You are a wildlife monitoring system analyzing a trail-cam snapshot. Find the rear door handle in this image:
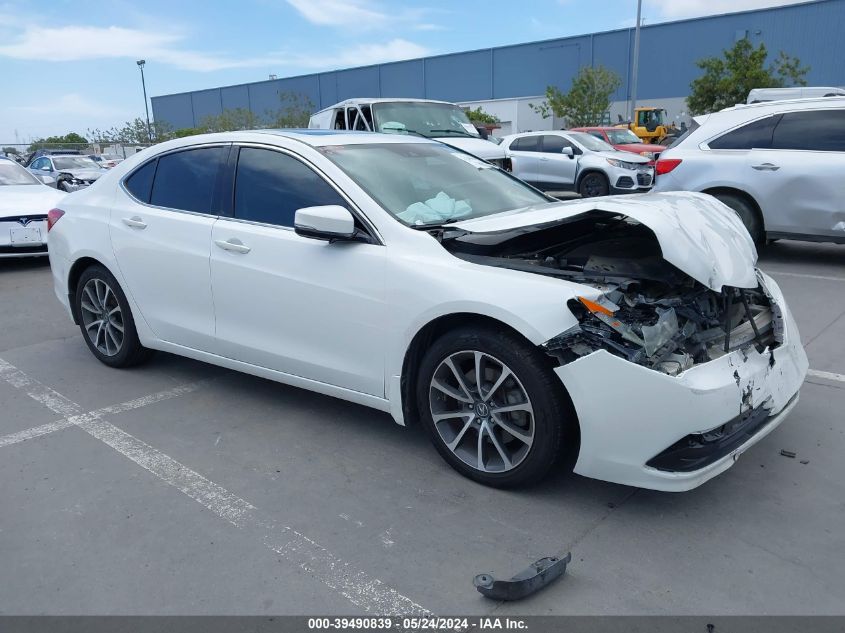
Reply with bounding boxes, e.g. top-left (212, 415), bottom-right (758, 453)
top-left (122, 216), bottom-right (147, 229)
top-left (539, 157), bottom-right (550, 162)
top-left (214, 238), bottom-right (251, 254)
top-left (752, 163), bottom-right (780, 171)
